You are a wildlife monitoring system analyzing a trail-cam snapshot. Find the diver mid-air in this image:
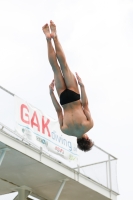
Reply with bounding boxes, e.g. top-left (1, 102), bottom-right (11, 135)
top-left (42, 20), bottom-right (94, 151)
